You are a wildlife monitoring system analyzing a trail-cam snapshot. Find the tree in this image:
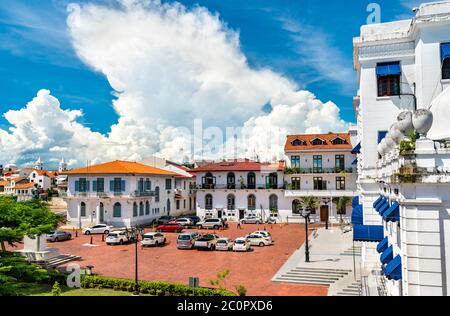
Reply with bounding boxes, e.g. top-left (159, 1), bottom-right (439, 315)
top-left (52, 281), bottom-right (62, 296)
top-left (209, 269), bottom-right (230, 290)
top-left (298, 196), bottom-right (319, 213)
top-left (0, 197), bottom-right (65, 251)
top-left (333, 197), bottom-right (351, 223)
